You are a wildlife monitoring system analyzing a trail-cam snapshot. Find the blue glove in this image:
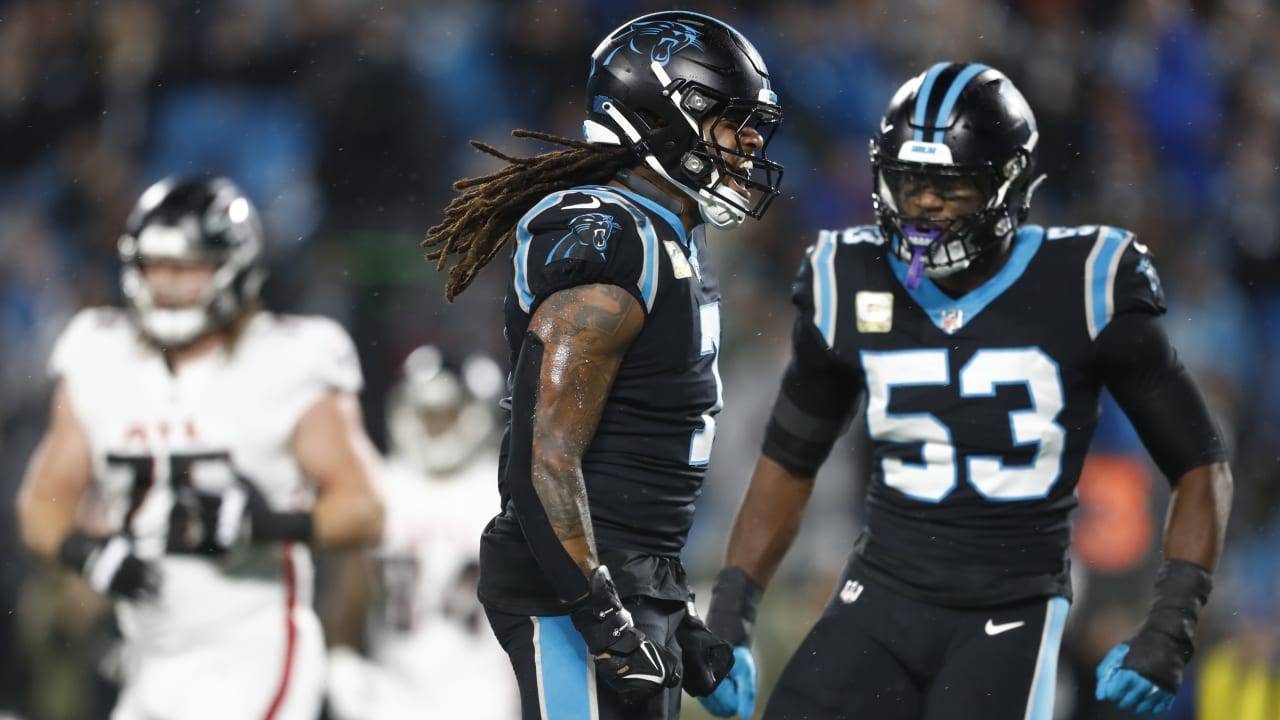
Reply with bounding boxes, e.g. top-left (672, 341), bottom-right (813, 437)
top-left (1096, 561), bottom-right (1212, 715)
top-left (1096, 644), bottom-right (1176, 715)
top-left (698, 646), bottom-right (756, 718)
